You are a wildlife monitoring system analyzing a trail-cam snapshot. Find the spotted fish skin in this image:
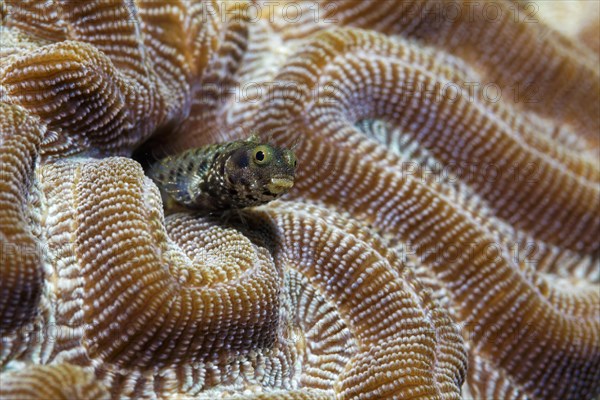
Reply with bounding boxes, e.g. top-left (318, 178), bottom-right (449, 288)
top-left (148, 135), bottom-right (297, 212)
